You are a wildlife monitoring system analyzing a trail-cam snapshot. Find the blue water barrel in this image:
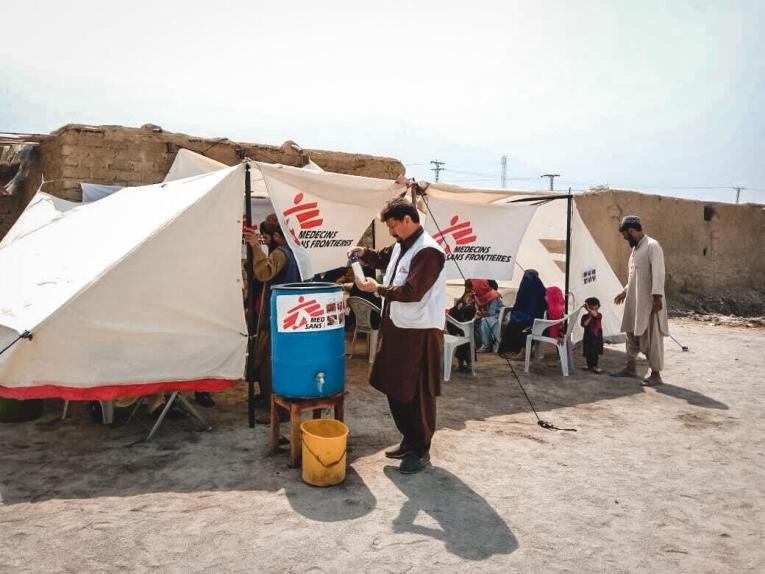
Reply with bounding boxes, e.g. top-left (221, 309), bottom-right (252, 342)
top-left (271, 282), bottom-right (346, 398)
